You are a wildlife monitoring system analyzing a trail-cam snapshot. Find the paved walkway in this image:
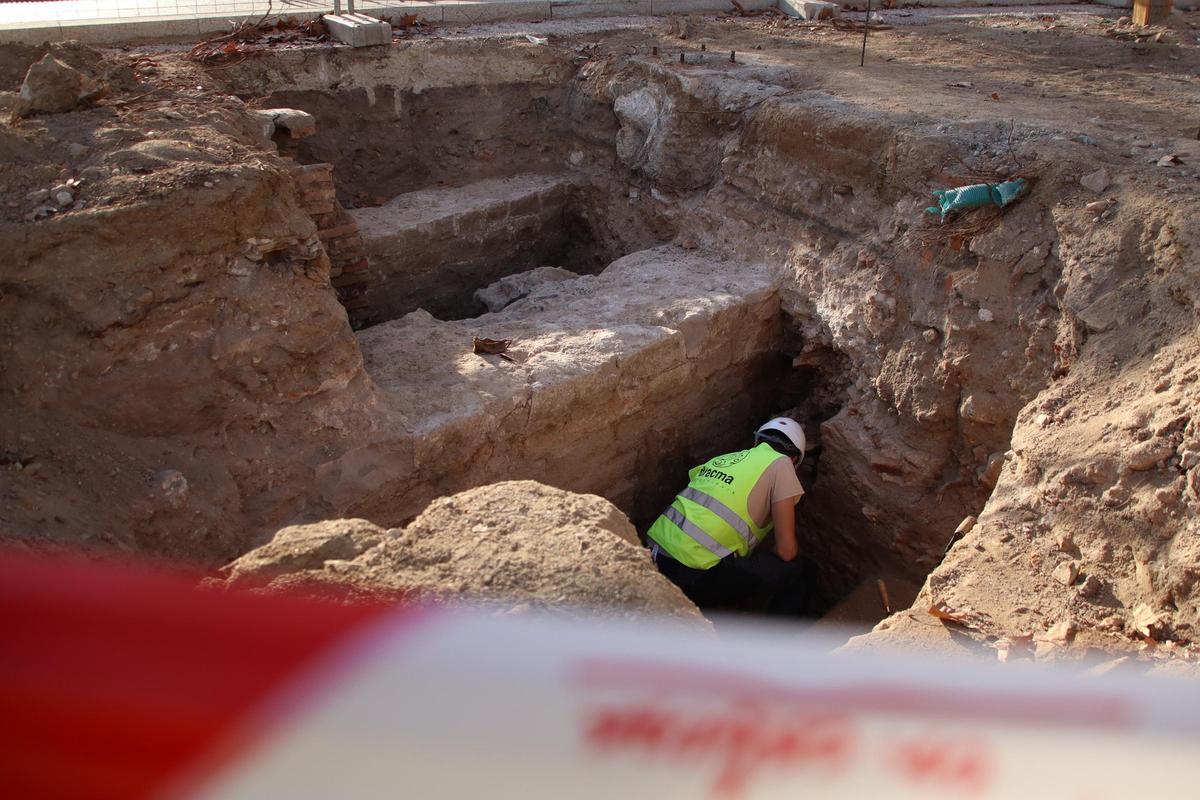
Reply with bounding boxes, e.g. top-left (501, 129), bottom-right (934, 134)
top-left (0, 0), bottom-right (430, 27)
